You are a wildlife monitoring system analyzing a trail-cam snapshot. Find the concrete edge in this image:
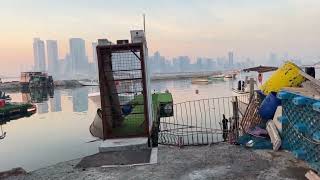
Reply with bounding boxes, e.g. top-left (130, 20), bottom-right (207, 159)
top-left (150, 147), bottom-right (158, 164)
top-left (101, 147), bottom-right (158, 168)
